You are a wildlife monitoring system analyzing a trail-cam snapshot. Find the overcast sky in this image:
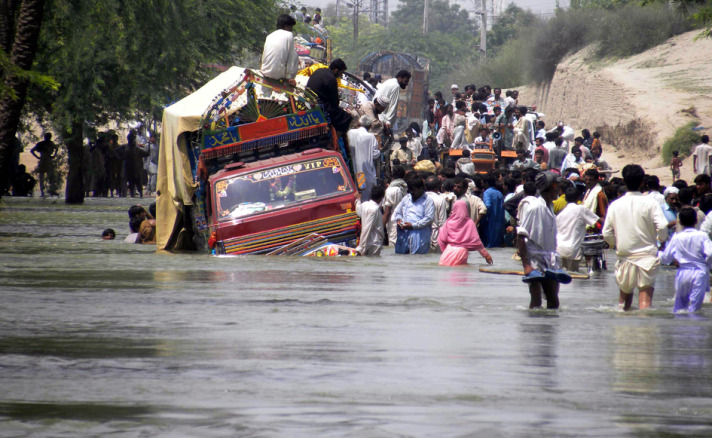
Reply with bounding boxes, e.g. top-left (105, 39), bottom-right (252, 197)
top-left (298, 0), bottom-right (560, 18)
